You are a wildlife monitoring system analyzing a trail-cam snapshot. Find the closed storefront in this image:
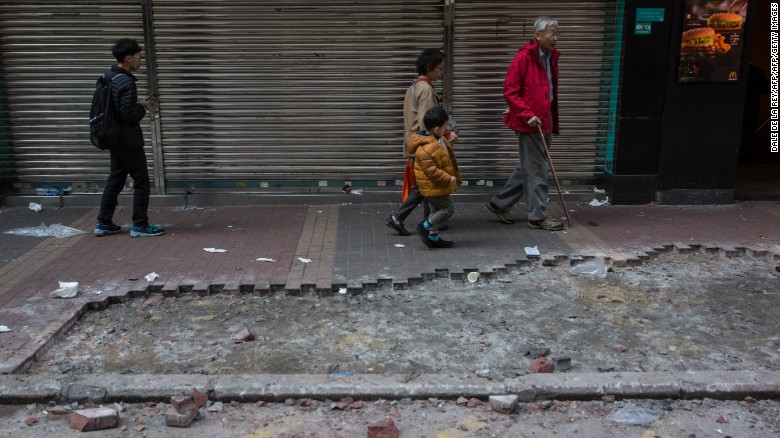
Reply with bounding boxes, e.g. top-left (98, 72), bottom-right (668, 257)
top-left (0, 1), bottom-right (618, 194)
